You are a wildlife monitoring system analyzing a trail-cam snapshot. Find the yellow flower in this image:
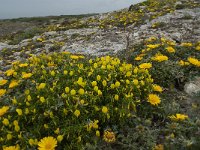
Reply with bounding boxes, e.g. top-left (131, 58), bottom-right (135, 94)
top-left (188, 57), bottom-right (200, 67)
top-left (2, 118), bottom-right (9, 126)
top-left (14, 125), bottom-right (20, 132)
top-left (151, 54), bottom-right (168, 62)
top-left (9, 80), bottom-right (19, 88)
top-left (74, 109), bottom-right (80, 117)
top-left (153, 144), bottom-right (164, 150)
top-left (70, 55), bottom-right (79, 59)
top-left (114, 95), bottom-right (119, 101)
top-left (7, 133), bottom-right (12, 140)
top-left (50, 71), bottom-right (55, 76)
top-left (96, 130), bottom-right (100, 137)
top-left (148, 94), bottom-right (161, 106)
top-left (65, 87), bottom-right (70, 93)
top-left (0, 79), bottom-right (8, 86)
top-left (69, 71), bottom-right (74, 76)
top-left (38, 83), bottom-right (46, 89)
top-left (115, 81), bottom-right (120, 88)
top-left (96, 75), bottom-right (101, 81)
top-left (22, 73), bottom-right (33, 79)
top-left (135, 56), bottom-right (143, 61)
top-left (0, 106), bottom-right (9, 117)
top-left (29, 139), bottom-right (38, 146)
top-left (3, 145), bottom-right (19, 150)
top-left (16, 109), bottom-right (22, 116)
top-left (153, 84), bottom-right (163, 92)
top-left (166, 46), bottom-right (175, 53)
top-left (78, 88), bottom-right (84, 95)
top-left (181, 42), bottom-right (193, 47)
top-left (5, 69), bottom-right (15, 76)
top-left (139, 63), bottom-right (152, 69)
top-left (196, 45), bottom-right (200, 51)
top-left (169, 113), bottom-right (188, 121)
top-left (63, 70), bottom-right (68, 75)
top-left (0, 89), bottom-right (6, 97)
top-left (133, 79), bottom-right (139, 85)
top-left (102, 80), bottom-right (107, 87)
top-left (91, 81), bottom-right (97, 87)
top-left (40, 97), bottom-right (45, 103)
top-left (38, 136), bottom-right (57, 150)
top-left (147, 44), bottom-right (160, 49)
top-left (102, 106), bottom-right (108, 113)
top-left (70, 89), bottom-right (76, 95)
top-left (57, 135), bottom-right (64, 142)
top-left (19, 63), bottom-right (28, 67)
top-left (103, 130), bottom-right (116, 143)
